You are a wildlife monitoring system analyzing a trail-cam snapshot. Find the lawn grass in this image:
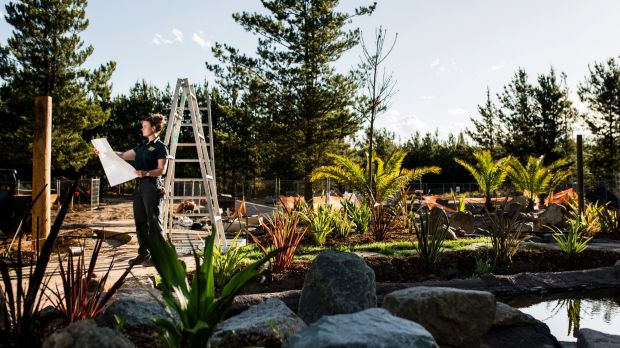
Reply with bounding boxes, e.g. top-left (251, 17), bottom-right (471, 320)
top-left (237, 237), bottom-right (491, 263)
